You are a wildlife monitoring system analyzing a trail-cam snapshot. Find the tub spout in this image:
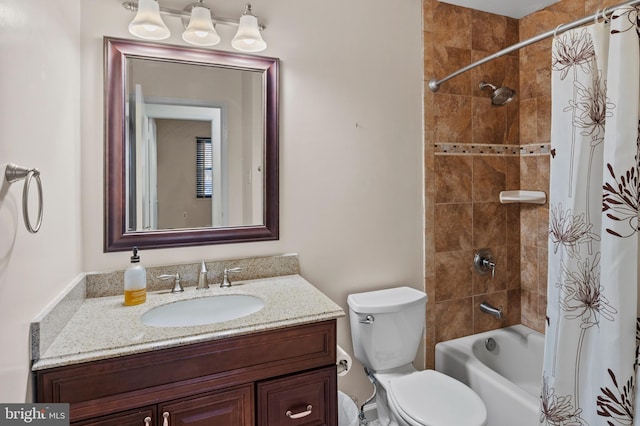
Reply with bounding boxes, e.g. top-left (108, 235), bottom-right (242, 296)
top-left (480, 302), bottom-right (503, 320)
